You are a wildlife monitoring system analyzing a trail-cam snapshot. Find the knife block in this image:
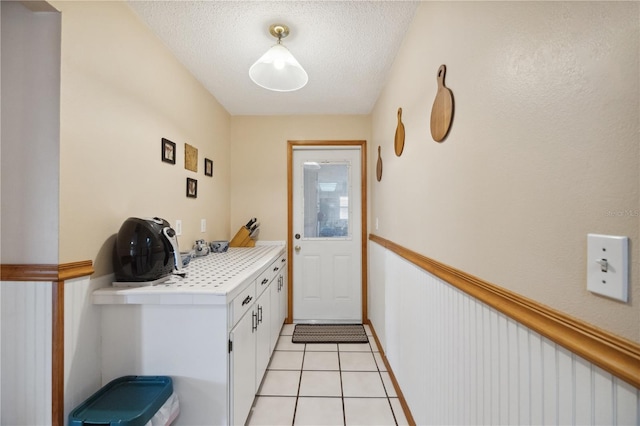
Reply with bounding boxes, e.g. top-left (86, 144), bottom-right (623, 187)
top-left (229, 227), bottom-right (252, 247)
